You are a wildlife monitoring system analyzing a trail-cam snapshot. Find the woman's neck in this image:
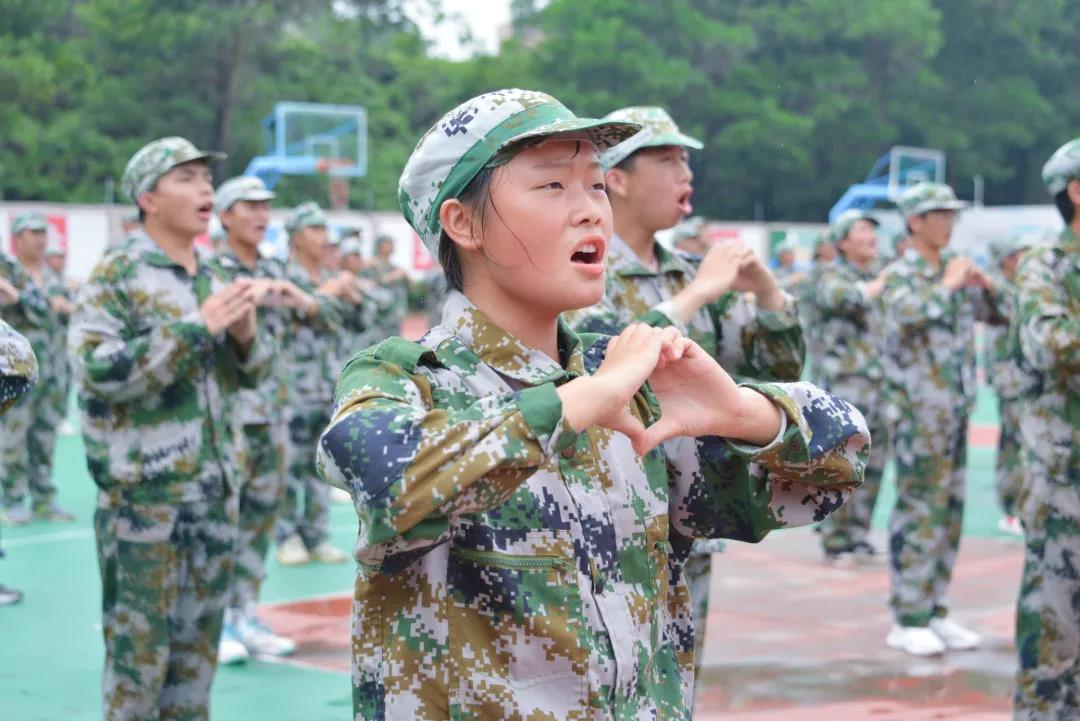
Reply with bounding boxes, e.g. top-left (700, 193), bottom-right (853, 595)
top-left (465, 280), bottom-right (561, 364)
